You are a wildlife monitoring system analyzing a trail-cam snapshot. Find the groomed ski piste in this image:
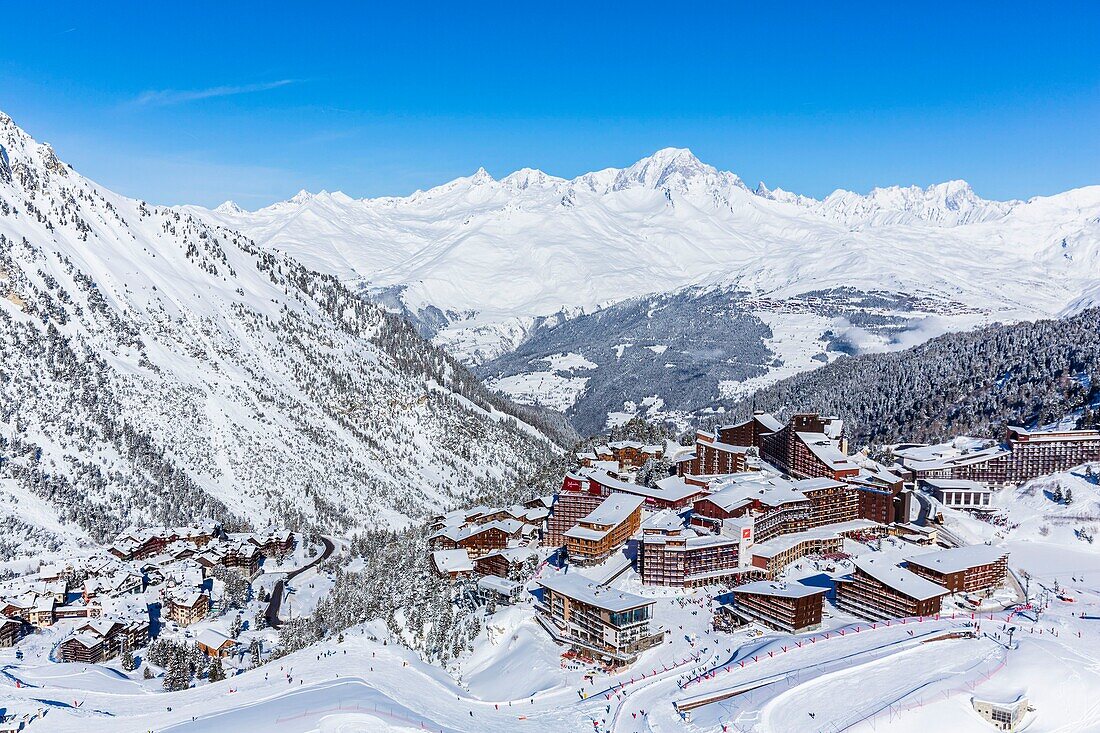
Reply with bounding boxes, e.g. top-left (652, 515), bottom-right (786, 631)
top-left (4, 467), bottom-right (1100, 732)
